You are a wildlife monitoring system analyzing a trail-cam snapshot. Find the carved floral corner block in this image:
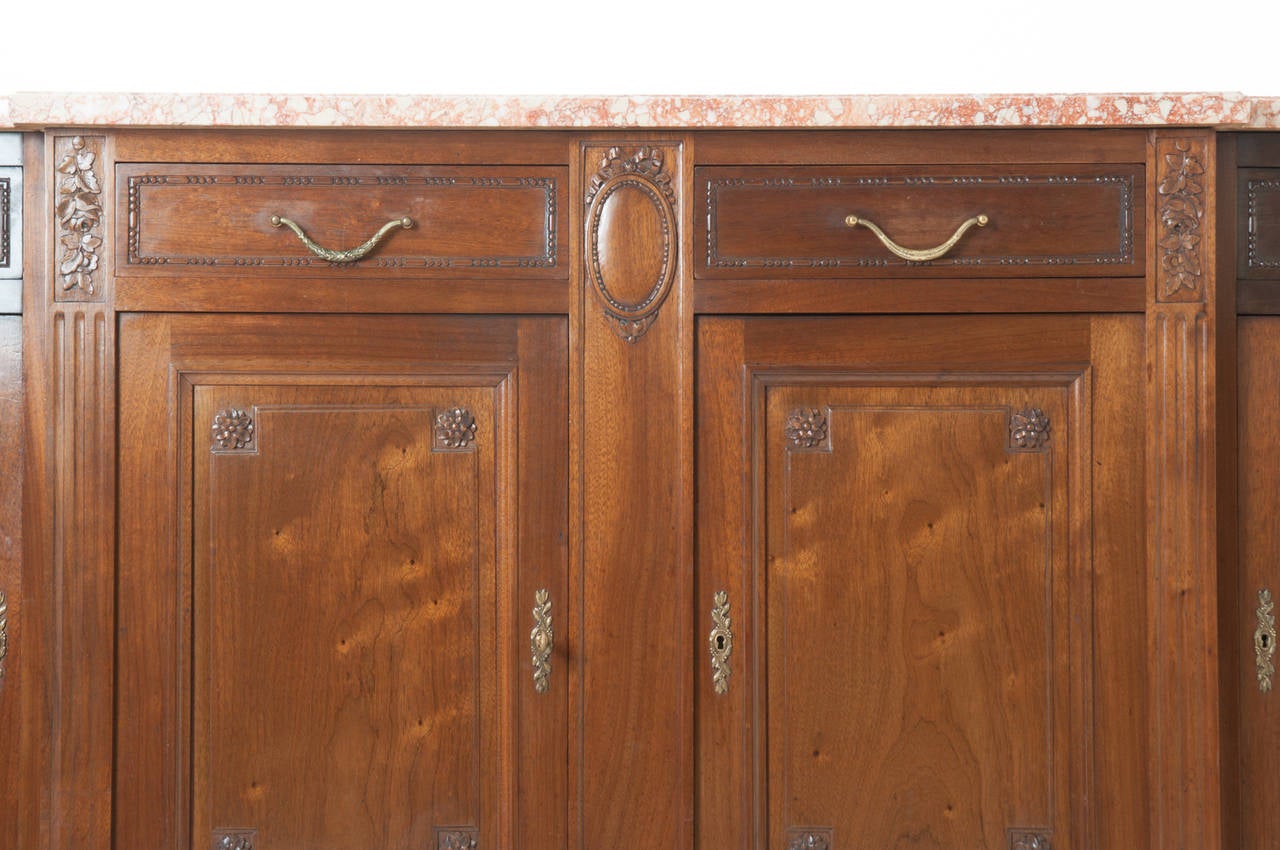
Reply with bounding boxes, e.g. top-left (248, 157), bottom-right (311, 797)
top-left (1156, 137), bottom-right (1207, 302)
top-left (1008, 828), bottom-right (1052, 850)
top-left (1009, 407), bottom-right (1051, 451)
top-left (786, 826), bottom-right (833, 850)
top-left (434, 406), bottom-right (478, 451)
top-left (437, 827), bottom-right (479, 850)
top-left (584, 144), bottom-right (679, 343)
top-left (55, 135), bottom-right (106, 300)
top-left (785, 407), bottom-right (830, 451)
top-left (211, 407), bottom-right (256, 452)
top-left (212, 828), bottom-right (256, 850)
